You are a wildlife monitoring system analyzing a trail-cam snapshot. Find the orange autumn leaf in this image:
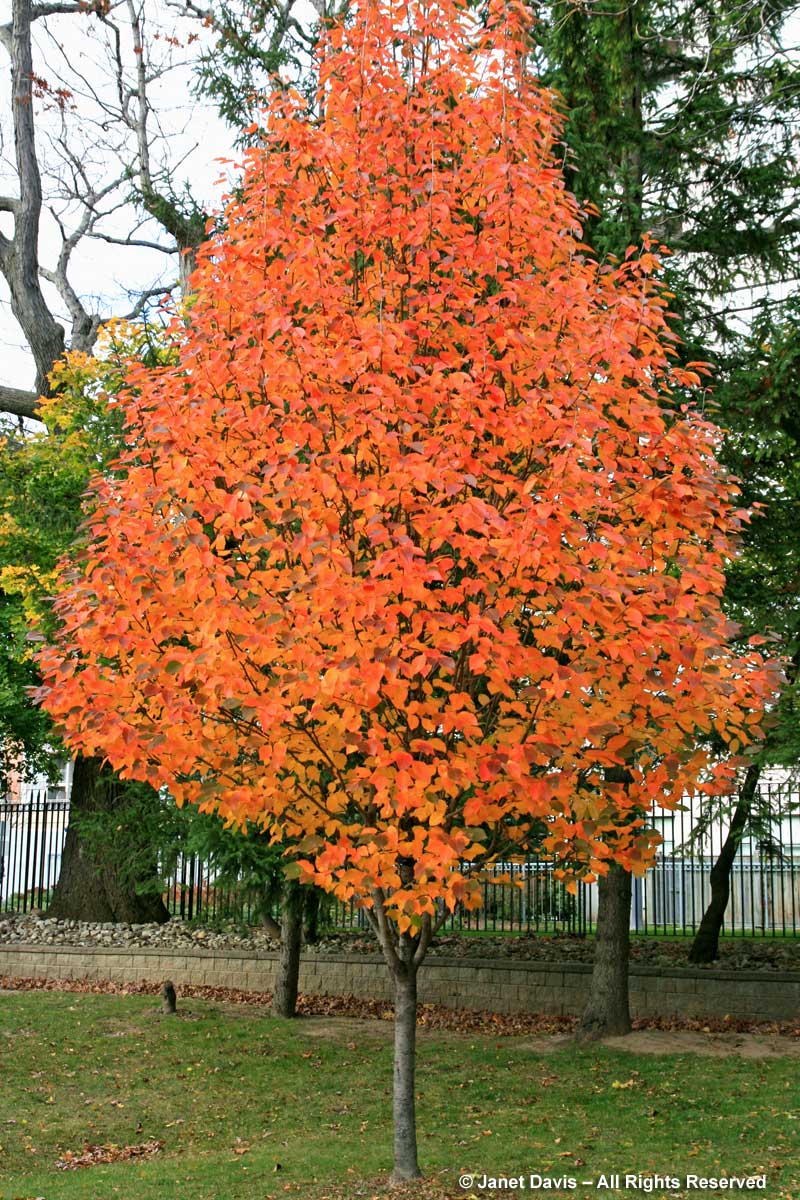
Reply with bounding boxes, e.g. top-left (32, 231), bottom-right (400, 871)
top-left (37, 0), bottom-right (780, 927)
